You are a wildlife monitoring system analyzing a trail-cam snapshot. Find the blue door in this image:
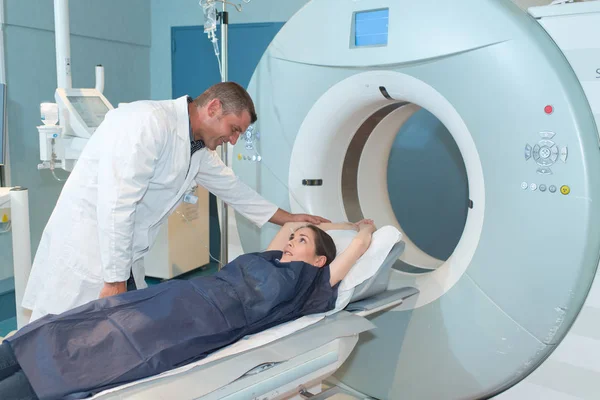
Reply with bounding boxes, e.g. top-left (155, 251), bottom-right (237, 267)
top-left (171, 22), bottom-right (284, 263)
